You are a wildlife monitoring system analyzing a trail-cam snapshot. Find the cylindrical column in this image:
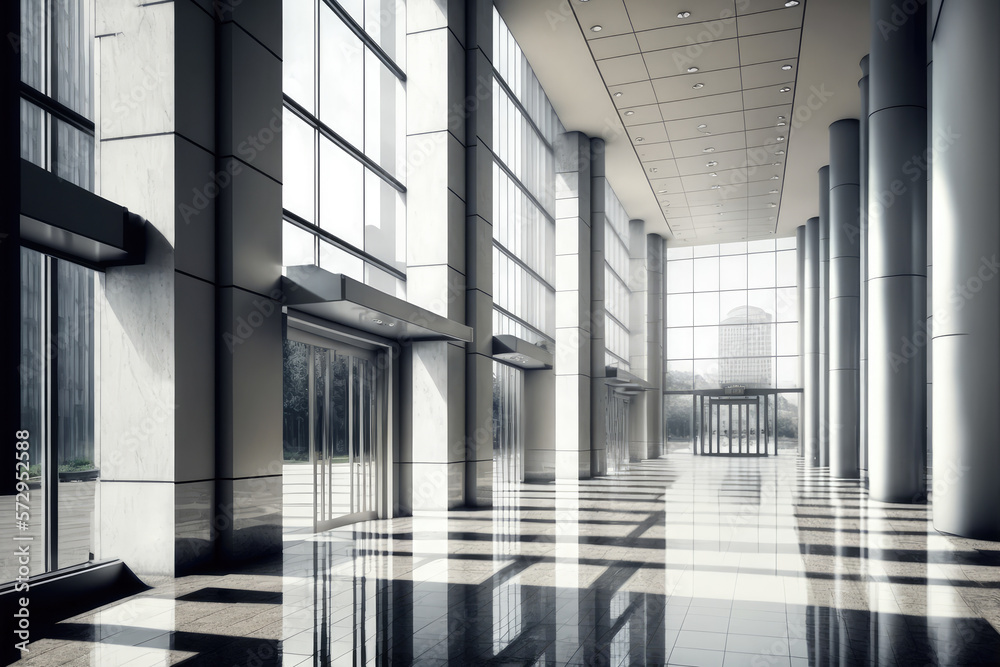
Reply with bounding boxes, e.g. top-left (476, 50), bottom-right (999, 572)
top-left (868, 0), bottom-right (927, 503)
top-left (803, 218), bottom-right (821, 466)
top-left (796, 225), bottom-right (806, 458)
top-left (858, 56), bottom-right (870, 472)
top-left (829, 120), bottom-right (861, 479)
top-left (818, 167), bottom-right (831, 468)
top-left (931, 0), bottom-right (1000, 538)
